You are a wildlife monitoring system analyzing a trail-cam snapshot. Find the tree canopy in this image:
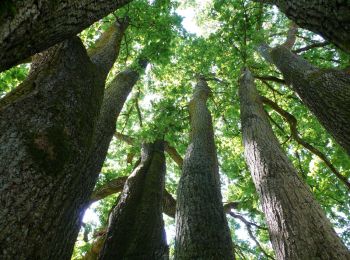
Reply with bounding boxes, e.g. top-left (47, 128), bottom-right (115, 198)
top-left (0, 0), bottom-right (349, 259)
